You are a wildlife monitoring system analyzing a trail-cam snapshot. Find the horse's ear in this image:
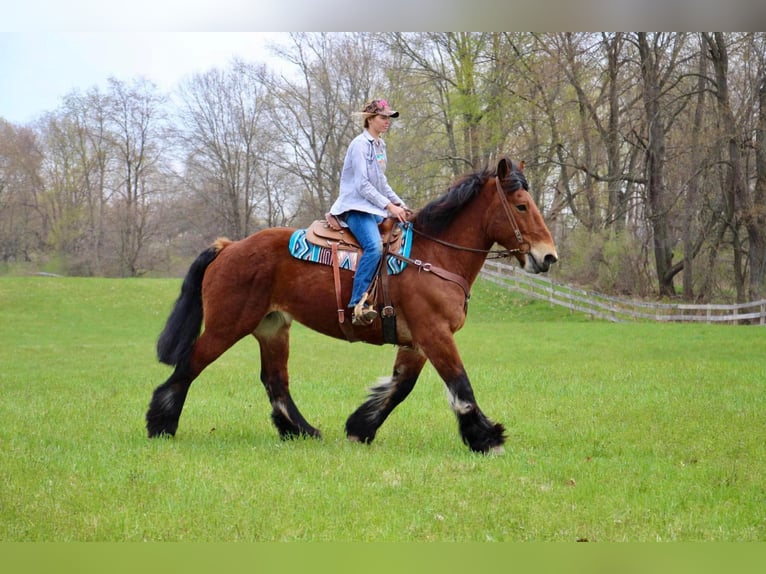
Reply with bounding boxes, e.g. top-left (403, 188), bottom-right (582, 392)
top-left (497, 156), bottom-right (524, 178)
top-left (497, 156), bottom-right (511, 179)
